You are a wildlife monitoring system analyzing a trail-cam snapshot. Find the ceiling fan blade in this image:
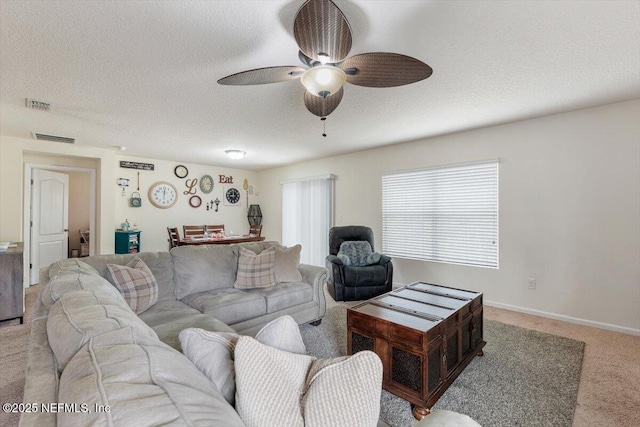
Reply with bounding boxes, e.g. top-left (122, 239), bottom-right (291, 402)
top-left (294, 0), bottom-right (352, 63)
top-left (341, 53), bottom-right (433, 88)
top-left (217, 66), bottom-right (306, 85)
top-left (304, 87), bottom-right (344, 117)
